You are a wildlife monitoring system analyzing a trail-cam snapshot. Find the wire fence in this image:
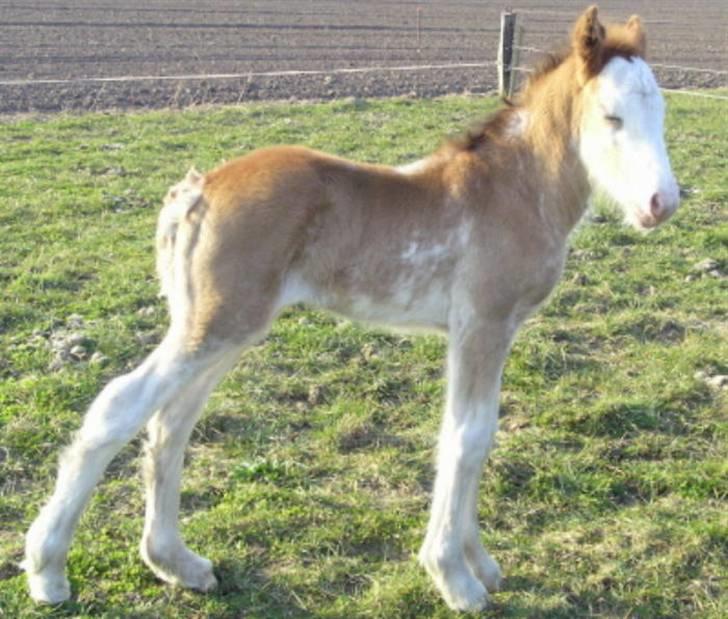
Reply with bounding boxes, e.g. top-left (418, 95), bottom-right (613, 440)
top-left (502, 5), bottom-right (726, 100)
top-left (512, 44), bottom-right (728, 77)
top-left (508, 44), bottom-right (728, 100)
top-left (0, 63), bottom-right (499, 87)
top-left (0, 2), bottom-right (725, 113)
top-left (3, 59), bottom-right (723, 97)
